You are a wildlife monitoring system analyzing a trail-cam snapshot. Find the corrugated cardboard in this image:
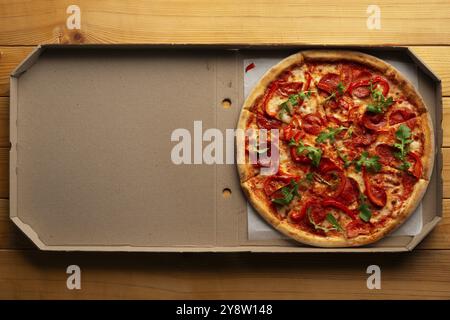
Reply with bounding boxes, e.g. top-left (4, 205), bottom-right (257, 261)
top-left (9, 45), bottom-right (442, 252)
